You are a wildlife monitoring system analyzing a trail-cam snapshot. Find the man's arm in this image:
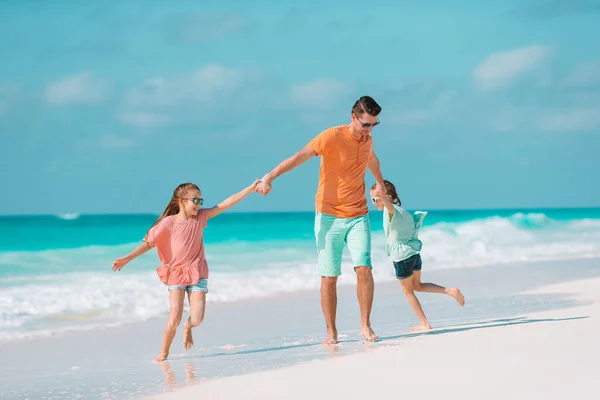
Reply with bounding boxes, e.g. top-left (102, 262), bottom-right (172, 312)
top-left (257, 145), bottom-right (316, 195)
top-left (368, 152), bottom-right (385, 187)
